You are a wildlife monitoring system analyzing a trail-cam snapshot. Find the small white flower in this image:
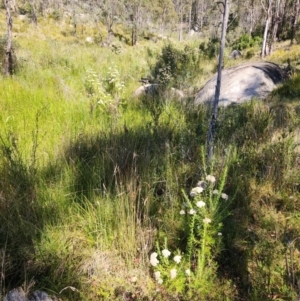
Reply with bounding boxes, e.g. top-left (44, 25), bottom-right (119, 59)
top-left (173, 255), bottom-right (182, 264)
top-left (130, 276), bottom-right (137, 283)
top-left (151, 252), bottom-right (158, 258)
top-left (150, 258), bottom-right (159, 266)
top-left (189, 209), bottom-right (196, 215)
top-left (206, 175), bottom-right (216, 183)
top-left (221, 193), bottom-right (228, 200)
top-left (203, 217), bottom-right (212, 224)
top-left (170, 268), bottom-right (177, 279)
top-left (154, 271), bottom-right (161, 280)
top-left (150, 252), bottom-right (159, 267)
top-left (157, 278), bottom-right (163, 284)
top-left (185, 269), bottom-right (191, 276)
top-left (196, 200), bottom-right (206, 208)
top-left (162, 249), bottom-right (171, 258)
top-left (190, 186), bottom-right (203, 197)
top-left (218, 232), bottom-right (222, 236)
top-left (179, 209), bottom-right (185, 215)
top-left (212, 189), bottom-right (219, 195)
